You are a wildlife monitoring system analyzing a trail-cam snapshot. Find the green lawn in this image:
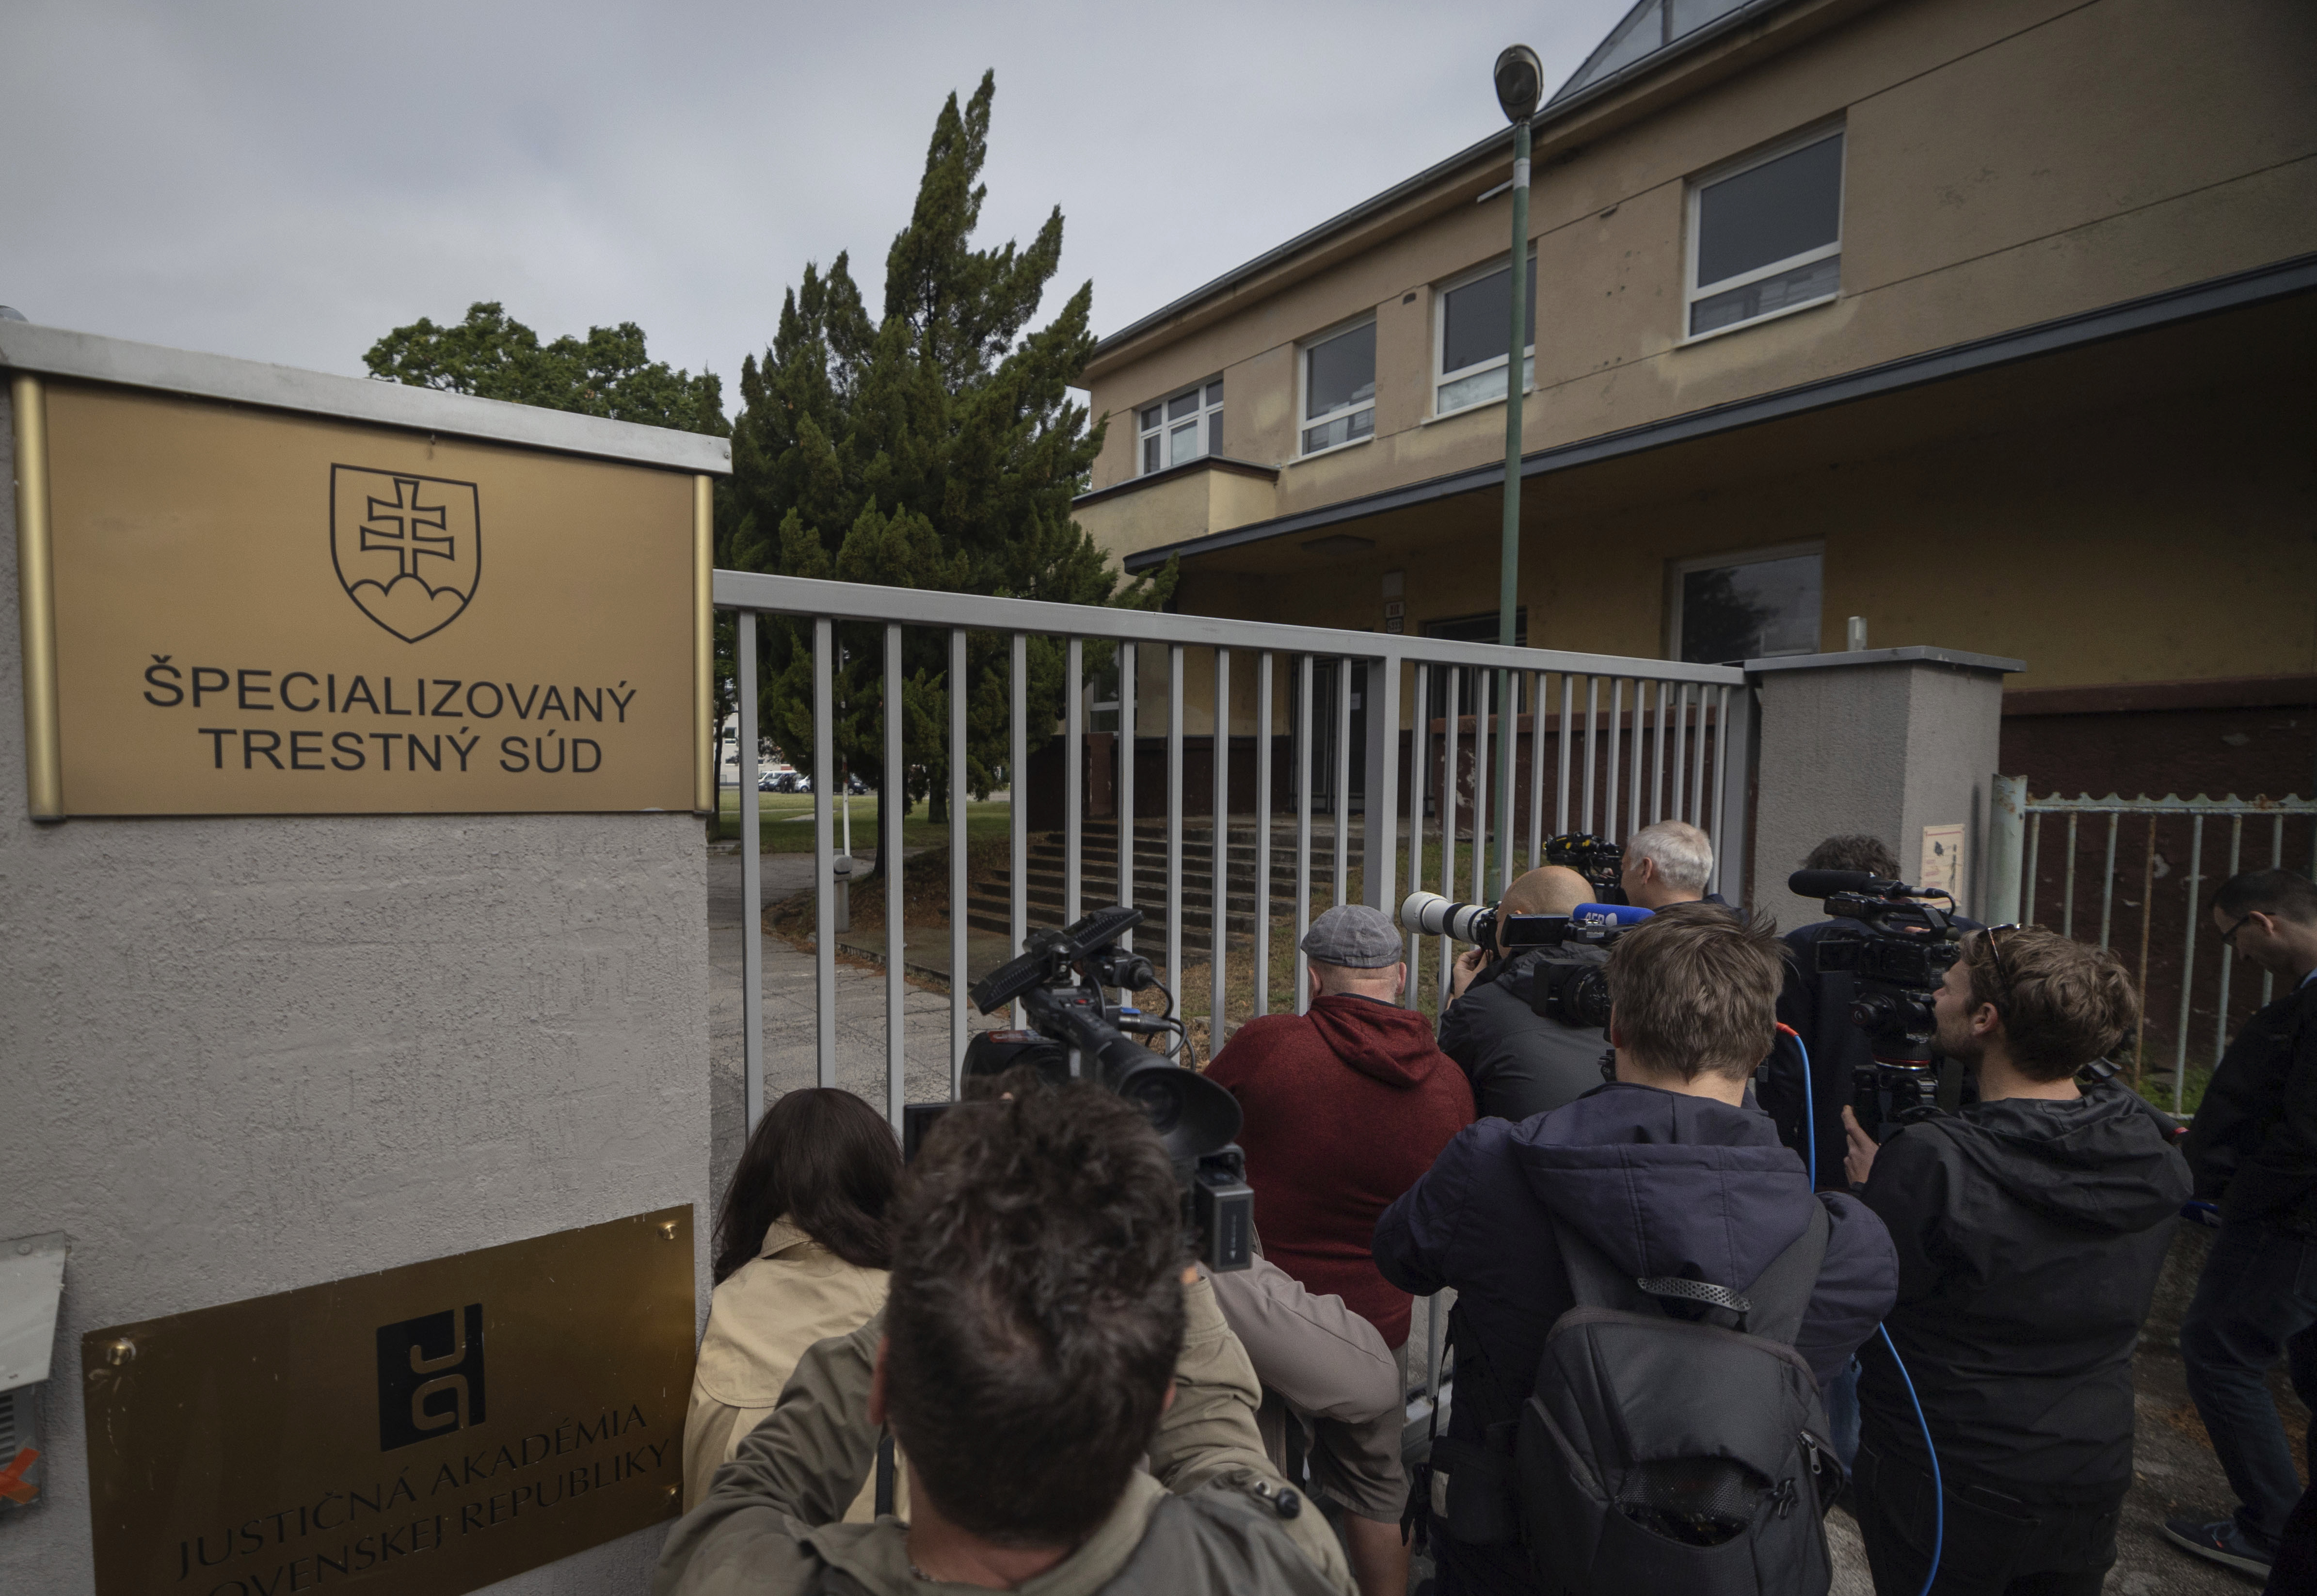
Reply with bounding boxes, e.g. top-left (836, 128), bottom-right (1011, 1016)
top-left (714, 789), bottom-right (1013, 853)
